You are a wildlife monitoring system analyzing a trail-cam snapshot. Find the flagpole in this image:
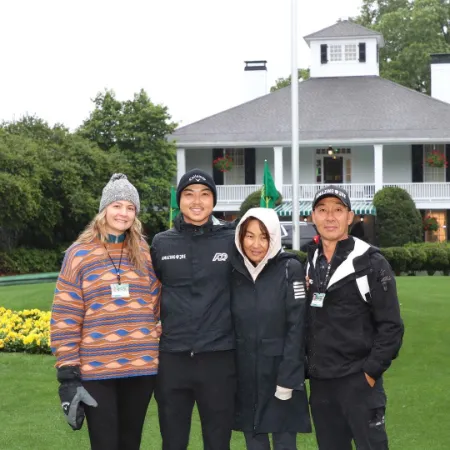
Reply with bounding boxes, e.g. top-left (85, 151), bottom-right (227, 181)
top-left (291, 0), bottom-right (300, 250)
